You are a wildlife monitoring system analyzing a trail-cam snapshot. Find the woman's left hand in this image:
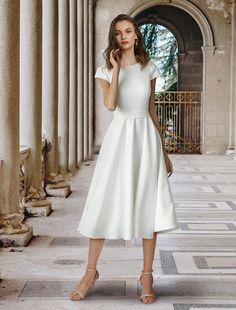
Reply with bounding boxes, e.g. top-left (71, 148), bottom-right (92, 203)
top-left (164, 152), bottom-right (173, 177)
